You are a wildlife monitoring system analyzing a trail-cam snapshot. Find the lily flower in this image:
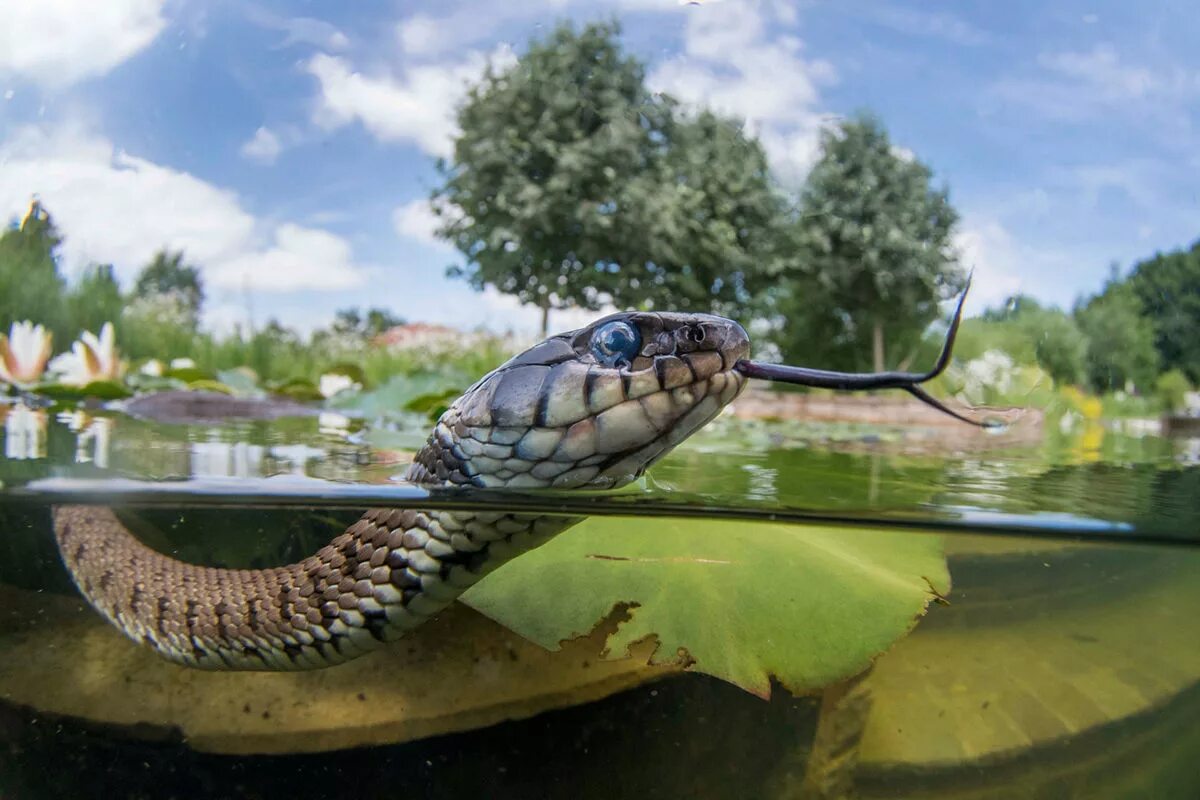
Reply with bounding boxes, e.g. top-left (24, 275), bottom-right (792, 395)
top-left (0, 321), bottom-right (53, 387)
top-left (49, 322), bottom-right (124, 386)
top-left (319, 372), bottom-right (360, 399)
